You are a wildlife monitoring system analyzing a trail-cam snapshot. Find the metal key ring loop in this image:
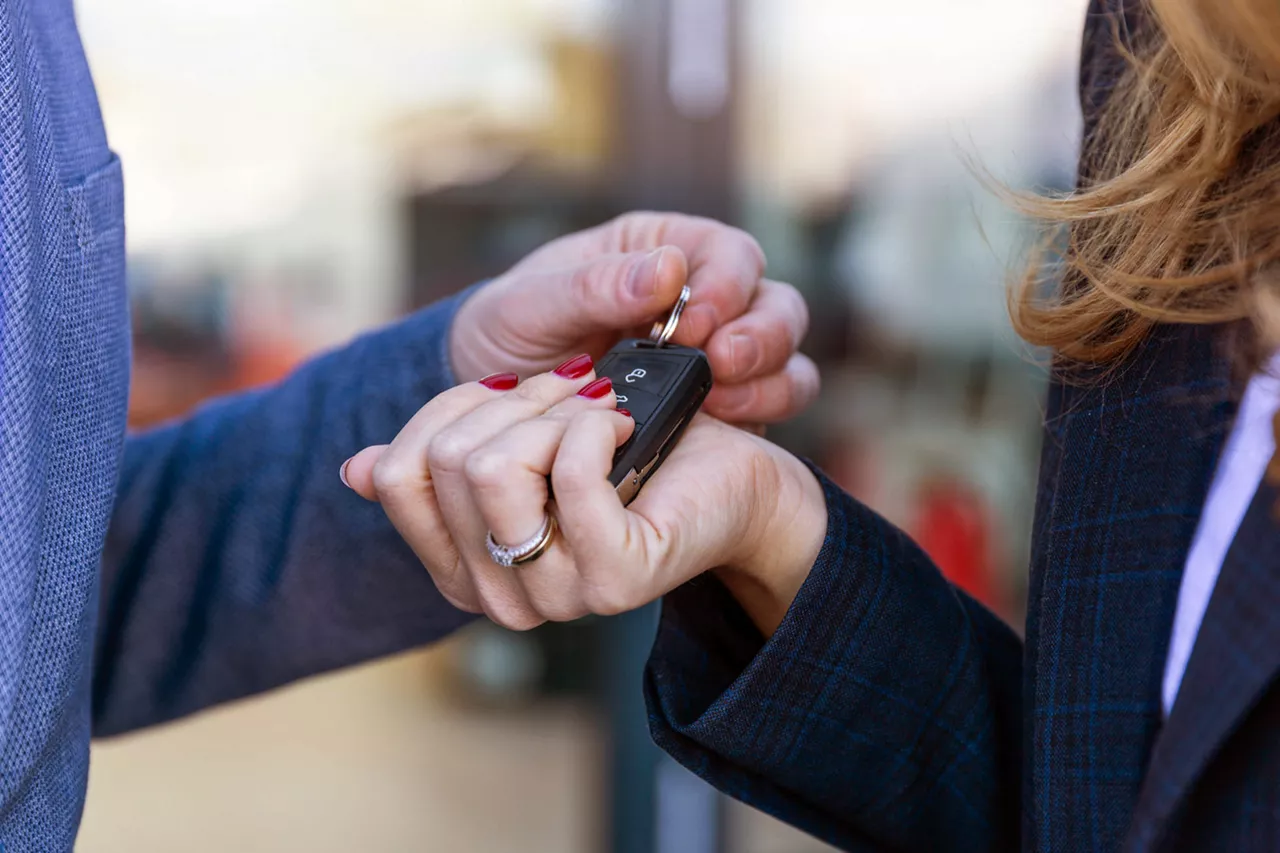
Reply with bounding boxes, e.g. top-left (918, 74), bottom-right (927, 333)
top-left (649, 285), bottom-right (691, 348)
